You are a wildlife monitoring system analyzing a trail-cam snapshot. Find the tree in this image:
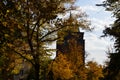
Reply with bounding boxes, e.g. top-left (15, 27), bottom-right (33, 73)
top-left (103, 53), bottom-right (120, 80)
top-left (0, 48), bottom-right (23, 80)
top-left (86, 61), bottom-right (104, 80)
top-left (0, 0), bottom-right (91, 80)
top-left (101, 0), bottom-right (120, 53)
top-left (0, 0), bottom-right (74, 80)
top-left (50, 53), bottom-right (73, 80)
top-left (0, 22), bottom-right (23, 80)
top-left (97, 0), bottom-right (120, 80)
